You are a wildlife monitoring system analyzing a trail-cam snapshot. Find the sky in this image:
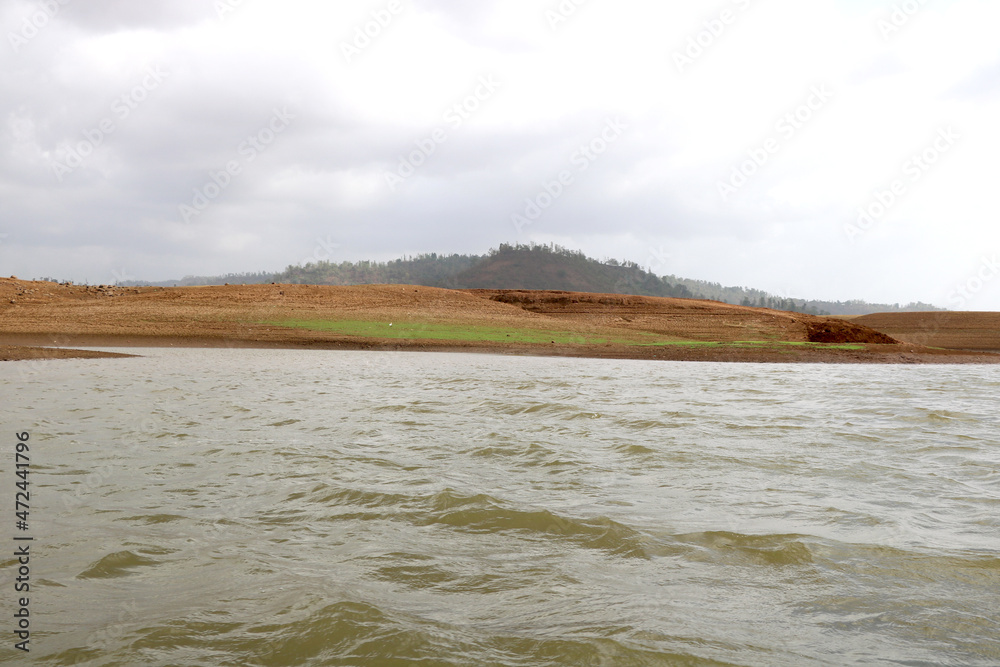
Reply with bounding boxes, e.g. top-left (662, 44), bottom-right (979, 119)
top-left (1, 0), bottom-right (999, 309)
